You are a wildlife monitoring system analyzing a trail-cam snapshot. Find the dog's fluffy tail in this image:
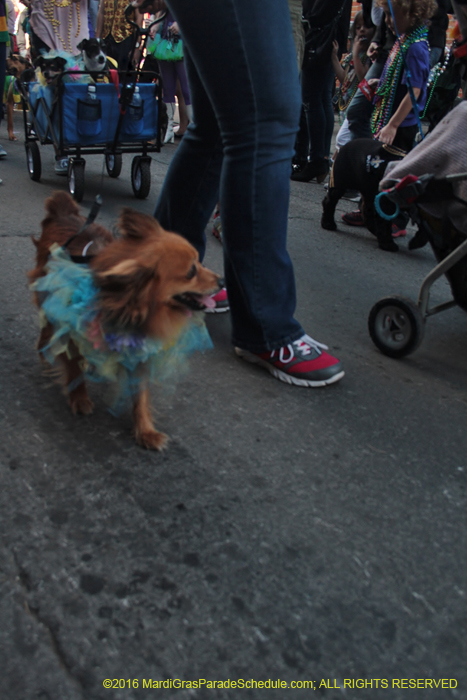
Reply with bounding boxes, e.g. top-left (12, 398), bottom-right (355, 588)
top-left (44, 191), bottom-right (80, 219)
